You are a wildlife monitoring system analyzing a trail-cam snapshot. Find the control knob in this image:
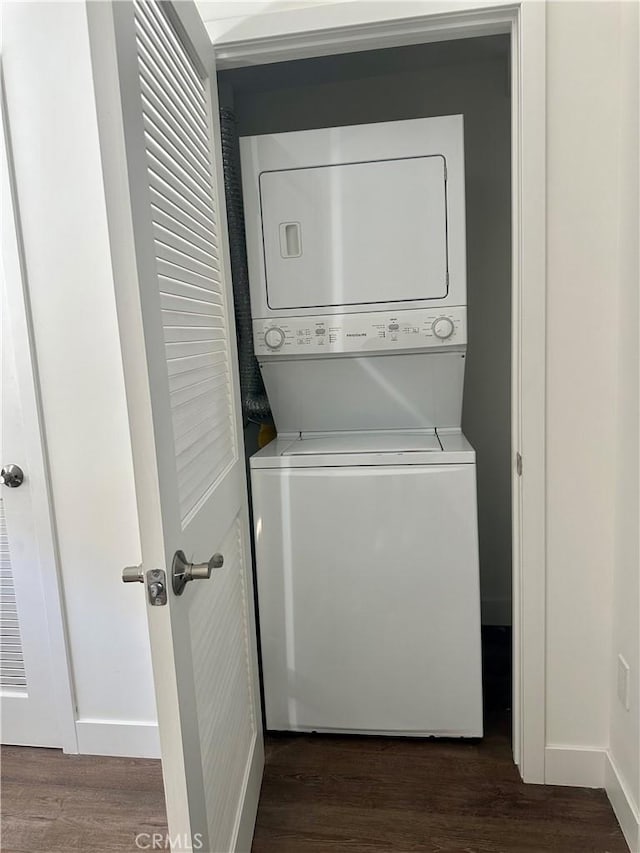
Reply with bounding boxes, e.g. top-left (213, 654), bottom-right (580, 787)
top-left (432, 317), bottom-right (455, 340)
top-left (264, 327), bottom-right (285, 350)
